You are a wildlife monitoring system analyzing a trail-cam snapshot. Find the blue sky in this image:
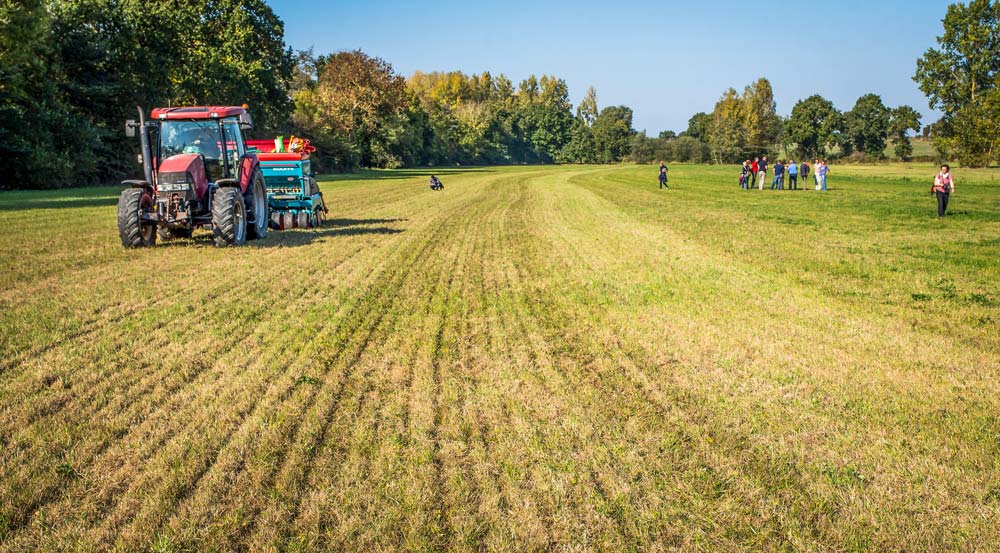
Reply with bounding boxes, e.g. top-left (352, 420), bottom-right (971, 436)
top-left (270, 0), bottom-right (949, 134)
